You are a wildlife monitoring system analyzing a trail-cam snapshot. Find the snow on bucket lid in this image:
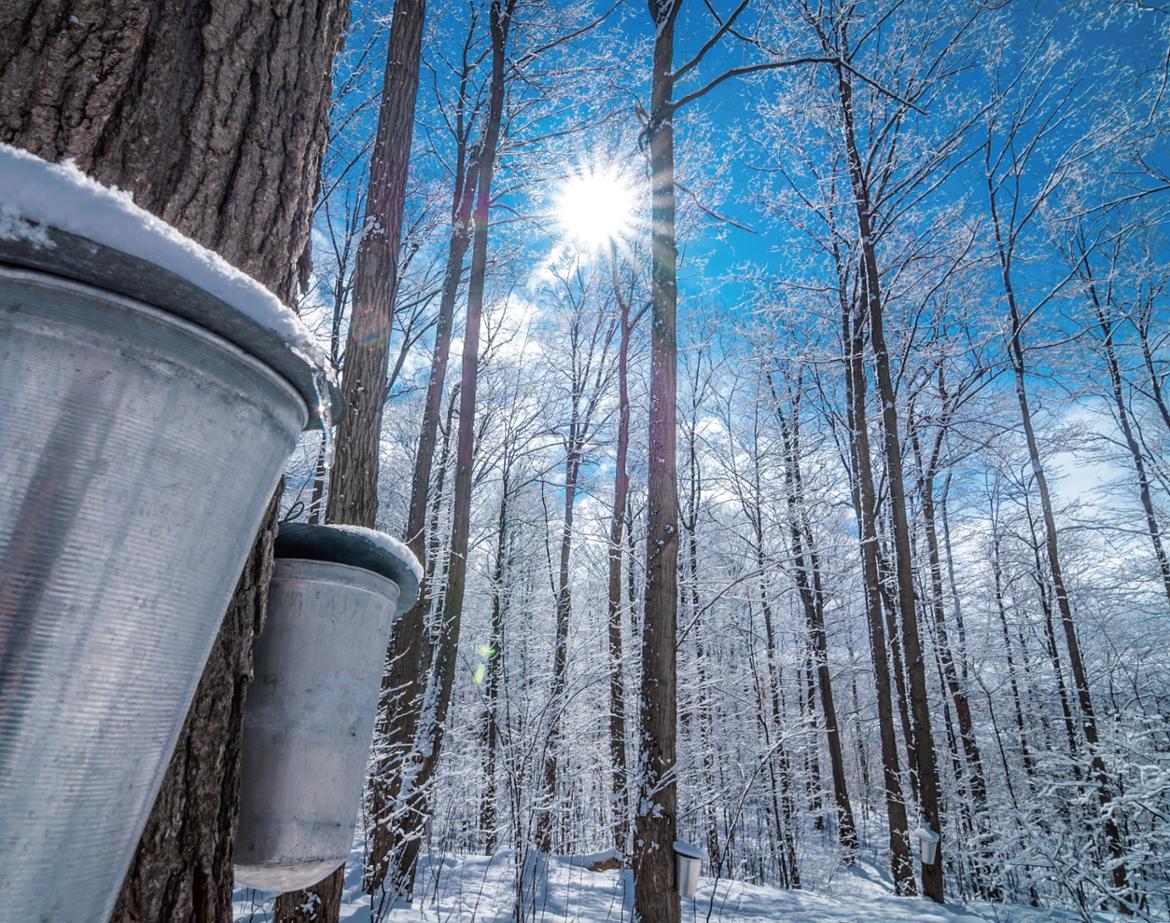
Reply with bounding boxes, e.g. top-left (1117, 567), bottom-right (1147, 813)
top-left (0, 144), bottom-right (343, 428)
top-left (275, 523), bottom-right (421, 615)
top-left (673, 841), bottom-right (706, 861)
